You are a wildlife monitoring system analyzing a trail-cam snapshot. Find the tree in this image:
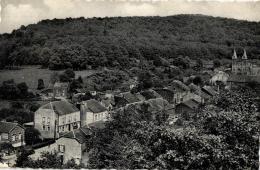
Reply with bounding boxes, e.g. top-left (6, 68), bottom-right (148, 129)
top-left (17, 82), bottom-right (28, 95)
top-left (78, 76), bottom-right (83, 84)
top-left (213, 59), bottom-right (221, 68)
top-left (15, 147), bottom-right (34, 167)
top-left (11, 101), bottom-right (24, 109)
top-left (37, 79), bottom-right (45, 90)
top-left (25, 128), bottom-right (41, 145)
top-left (195, 59), bottom-right (203, 70)
top-left (86, 85), bottom-right (259, 169)
top-left (172, 56), bottom-right (190, 69)
top-left (64, 68), bottom-right (75, 79)
top-left (138, 70), bottom-right (153, 90)
top-left (50, 72), bottom-right (59, 84)
top-left (0, 79), bottom-right (20, 99)
top-left (0, 142), bottom-right (14, 155)
top-left (59, 73), bottom-right (70, 82)
top-left (15, 151), bottom-right (82, 168)
top-left (193, 76), bottom-right (203, 85)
